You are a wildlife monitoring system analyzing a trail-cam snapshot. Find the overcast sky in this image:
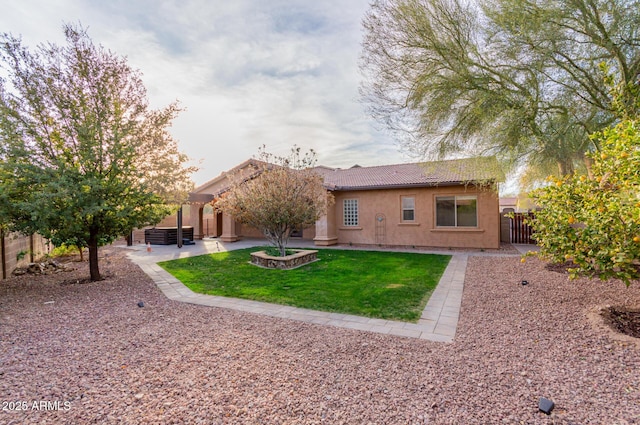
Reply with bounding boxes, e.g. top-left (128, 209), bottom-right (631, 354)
top-left (0, 0), bottom-right (413, 186)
